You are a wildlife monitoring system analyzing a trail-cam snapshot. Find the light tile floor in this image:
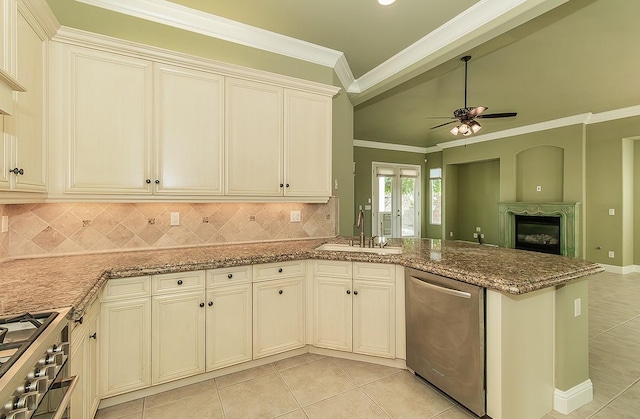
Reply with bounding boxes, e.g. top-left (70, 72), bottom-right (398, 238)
top-left (96, 271), bottom-right (640, 419)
